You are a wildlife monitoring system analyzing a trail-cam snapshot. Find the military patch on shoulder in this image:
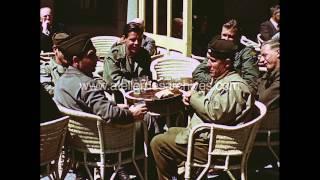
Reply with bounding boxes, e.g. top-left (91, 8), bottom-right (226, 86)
top-left (249, 50), bottom-right (257, 57)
